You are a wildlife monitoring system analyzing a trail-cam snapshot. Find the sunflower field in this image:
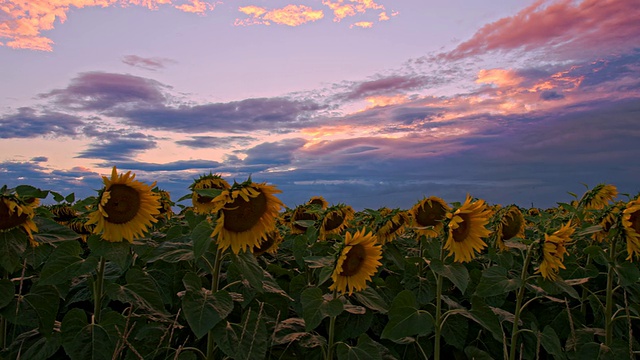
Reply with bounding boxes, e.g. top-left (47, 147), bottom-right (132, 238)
top-left (1, 167), bottom-right (639, 360)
